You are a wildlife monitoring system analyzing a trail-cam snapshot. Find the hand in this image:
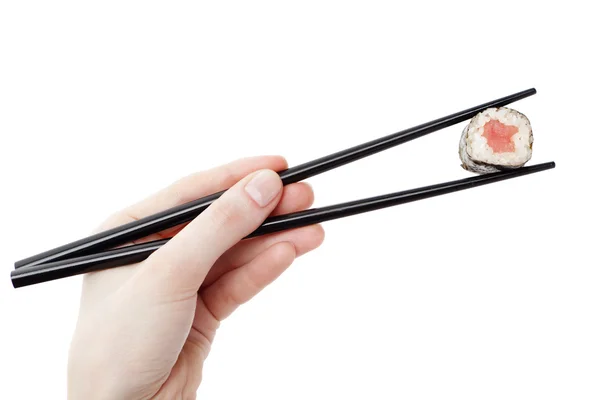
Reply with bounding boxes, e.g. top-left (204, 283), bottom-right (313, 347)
top-left (67, 156), bottom-right (324, 399)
